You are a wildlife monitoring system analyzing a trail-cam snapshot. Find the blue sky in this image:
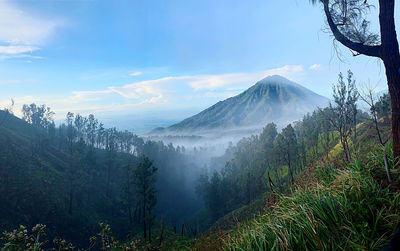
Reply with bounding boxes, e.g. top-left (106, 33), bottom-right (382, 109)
top-left (0, 0), bottom-right (397, 132)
